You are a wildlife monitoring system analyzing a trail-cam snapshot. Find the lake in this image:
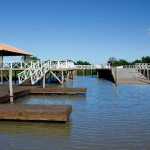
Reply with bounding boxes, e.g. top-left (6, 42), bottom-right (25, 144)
top-left (0, 76), bottom-right (150, 150)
